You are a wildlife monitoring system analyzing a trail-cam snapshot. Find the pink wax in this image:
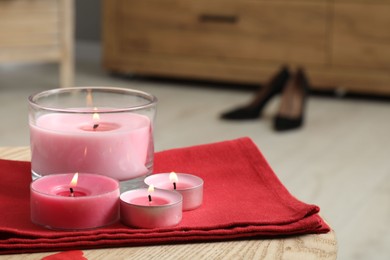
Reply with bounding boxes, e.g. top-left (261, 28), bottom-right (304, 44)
top-left (120, 188), bottom-right (182, 229)
top-left (144, 173), bottom-right (204, 211)
top-left (30, 112), bottom-right (152, 181)
top-left (30, 173), bottom-right (120, 230)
